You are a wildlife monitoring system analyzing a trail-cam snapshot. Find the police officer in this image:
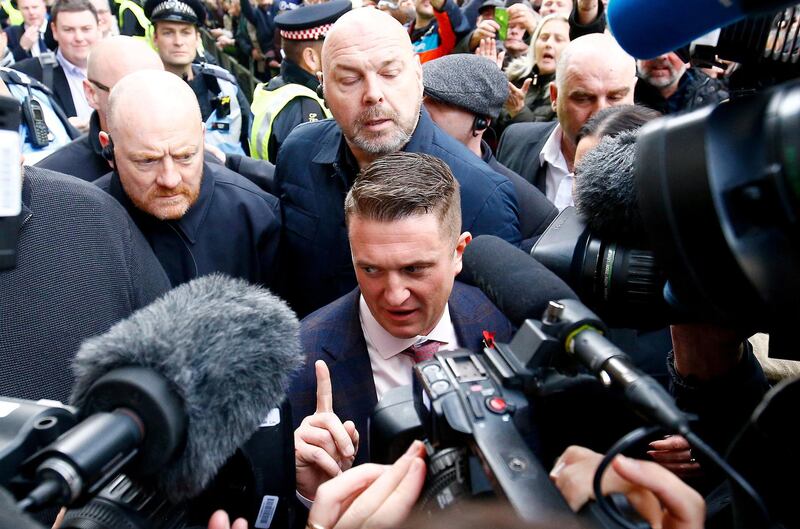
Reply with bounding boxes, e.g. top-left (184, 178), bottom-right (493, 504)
top-left (249, 0), bottom-right (348, 162)
top-left (1, 66), bottom-right (78, 163)
top-left (1, 0), bottom-right (23, 28)
top-left (118, 0), bottom-right (151, 39)
top-left (146, 0), bottom-right (251, 155)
